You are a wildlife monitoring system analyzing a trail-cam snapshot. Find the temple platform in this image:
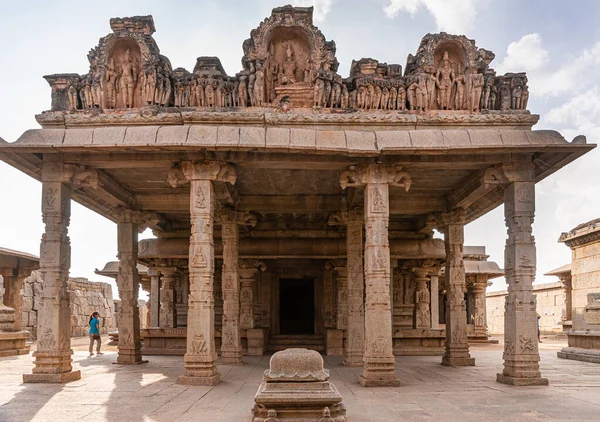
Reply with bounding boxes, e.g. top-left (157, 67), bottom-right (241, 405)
top-left (1, 336), bottom-right (599, 421)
